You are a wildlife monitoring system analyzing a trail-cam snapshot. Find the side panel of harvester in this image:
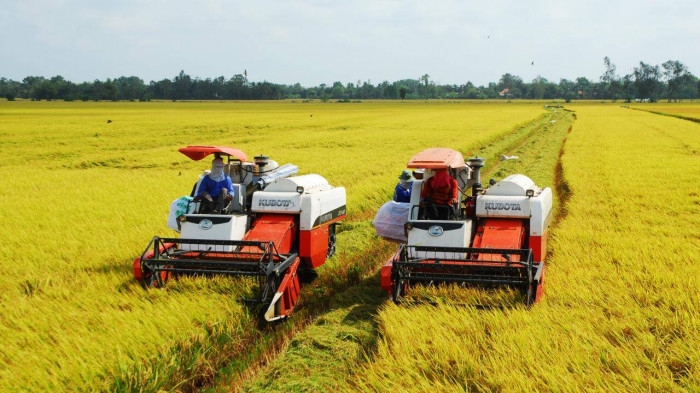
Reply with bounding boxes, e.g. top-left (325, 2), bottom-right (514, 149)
top-left (250, 175), bottom-right (346, 320)
top-left (475, 174), bottom-right (552, 263)
top-left (528, 188), bottom-right (552, 262)
top-left (298, 188), bottom-right (346, 267)
top-left (252, 174), bottom-right (346, 269)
